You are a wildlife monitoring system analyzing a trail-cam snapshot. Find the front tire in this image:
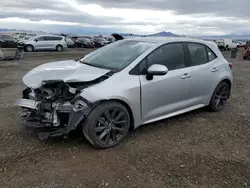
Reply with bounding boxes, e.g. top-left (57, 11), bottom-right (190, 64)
top-left (56, 45), bottom-right (63, 52)
top-left (25, 45), bottom-right (34, 52)
top-left (209, 82), bottom-right (230, 112)
top-left (82, 101), bottom-right (131, 148)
